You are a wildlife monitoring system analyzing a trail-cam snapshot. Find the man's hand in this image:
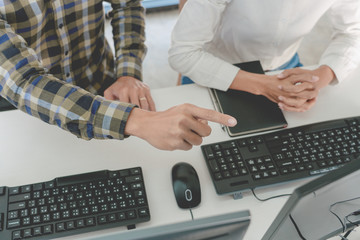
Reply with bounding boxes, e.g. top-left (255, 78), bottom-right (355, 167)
top-left (124, 103), bottom-right (237, 151)
top-left (277, 65), bottom-right (335, 112)
top-left (104, 76), bottom-right (156, 111)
